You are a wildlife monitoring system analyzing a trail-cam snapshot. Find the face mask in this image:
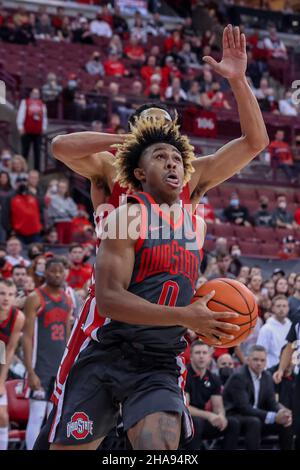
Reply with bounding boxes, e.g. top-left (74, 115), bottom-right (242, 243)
top-left (17, 184), bottom-right (28, 194)
top-left (219, 367), bottom-right (234, 385)
top-left (94, 57), bottom-right (100, 62)
top-left (201, 197), bottom-right (208, 204)
top-left (279, 202), bottom-right (286, 210)
top-left (231, 249), bottom-right (241, 257)
top-left (230, 198), bottom-right (239, 207)
top-left (35, 270), bottom-right (45, 277)
top-left (261, 203), bottom-right (268, 209)
top-left (68, 80), bottom-right (77, 89)
top-left (1, 152), bottom-right (11, 160)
